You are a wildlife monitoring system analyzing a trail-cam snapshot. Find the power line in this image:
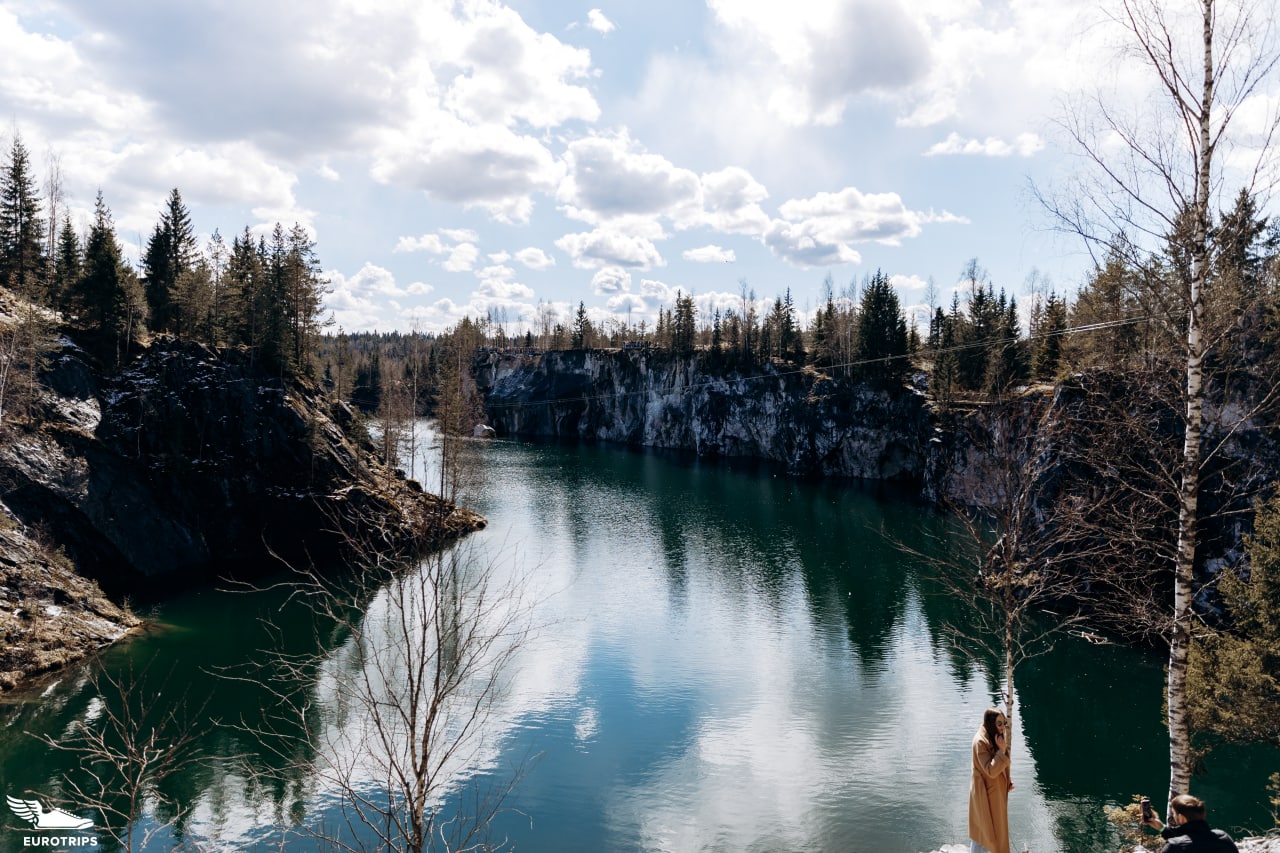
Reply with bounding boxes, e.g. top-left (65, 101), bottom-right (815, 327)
top-left (479, 313), bottom-right (1155, 414)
